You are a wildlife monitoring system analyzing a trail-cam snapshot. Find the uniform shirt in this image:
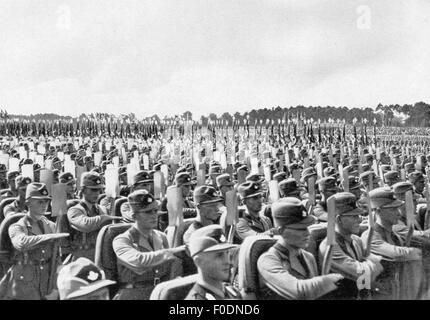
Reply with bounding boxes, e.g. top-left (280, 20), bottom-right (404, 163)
top-left (257, 242), bottom-right (338, 300)
top-left (6, 214), bottom-right (56, 300)
top-left (312, 201), bottom-right (328, 222)
top-left (235, 208), bottom-right (273, 242)
top-left (4, 199), bottom-right (28, 218)
top-left (185, 282), bottom-right (226, 300)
